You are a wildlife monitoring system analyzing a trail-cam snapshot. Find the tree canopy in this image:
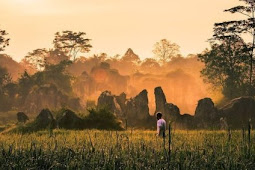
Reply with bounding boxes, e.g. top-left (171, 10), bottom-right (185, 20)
top-left (198, 36), bottom-right (251, 98)
top-left (153, 39), bottom-right (180, 65)
top-left (213, 0), bottom-right (255, 94)
top-left (0, 29), bottom-right (10, 52)
top-left (53, 31), bottom-right (92, 61)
